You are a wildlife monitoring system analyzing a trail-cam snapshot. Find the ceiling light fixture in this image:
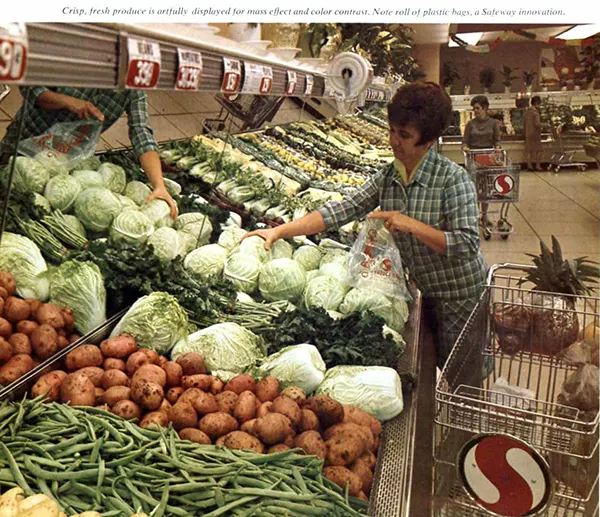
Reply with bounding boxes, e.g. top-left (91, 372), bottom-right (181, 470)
top-left (558, 24), bottom-right (600, 40)
top-left (448, 32), bottom-right (483, 47)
